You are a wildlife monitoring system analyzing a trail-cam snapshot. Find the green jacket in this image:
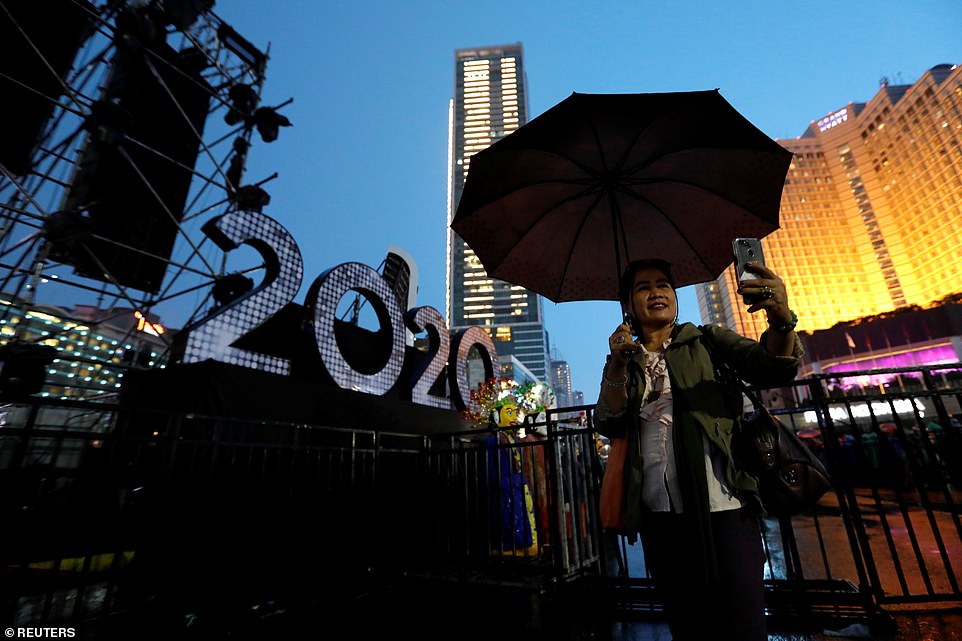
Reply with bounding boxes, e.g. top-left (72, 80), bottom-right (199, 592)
top-left (595, 322), bottom-right (803, 535)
